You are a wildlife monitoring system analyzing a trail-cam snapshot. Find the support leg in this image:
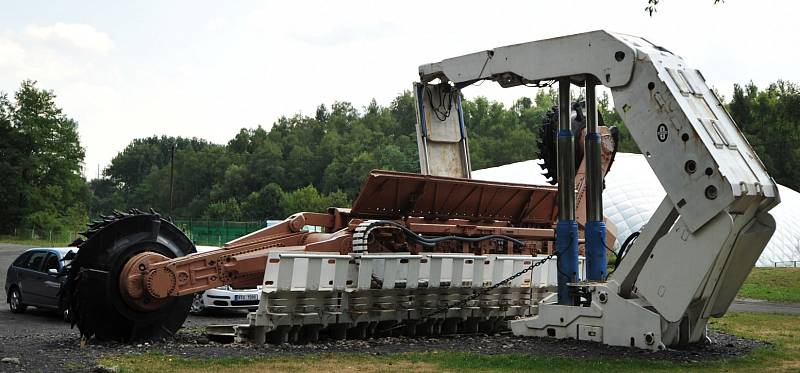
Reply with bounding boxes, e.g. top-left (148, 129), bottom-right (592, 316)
top-left (584, 78), bottom-right (607, 280)
top-left (556, 78), bottom-right (579, 304)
